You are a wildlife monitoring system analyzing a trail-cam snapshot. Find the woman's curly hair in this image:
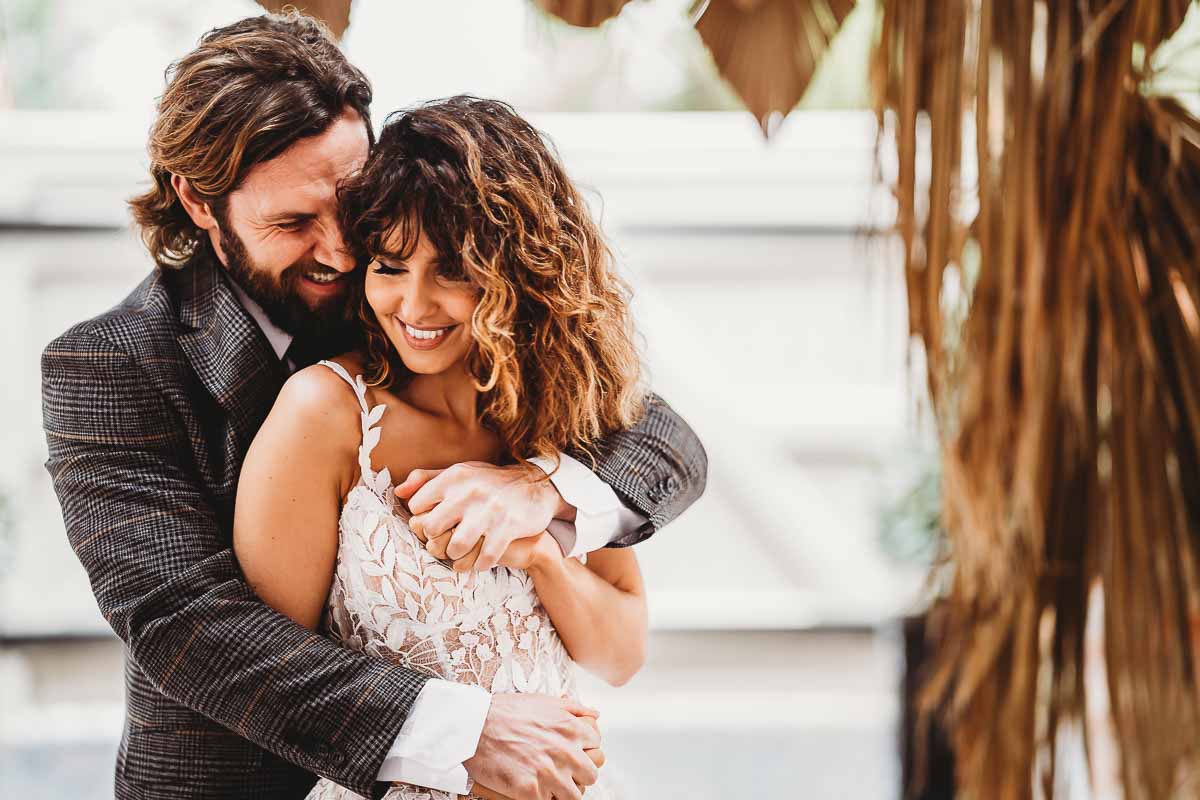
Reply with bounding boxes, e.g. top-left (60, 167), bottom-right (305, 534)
top-left (338, 95), bottom-right (646, 465)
